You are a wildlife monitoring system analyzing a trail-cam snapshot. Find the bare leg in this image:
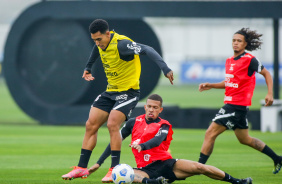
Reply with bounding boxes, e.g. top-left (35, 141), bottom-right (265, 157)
top-left (107, 110), bottom-right (126, 150)
top-left (106, 110), bottom-right (126, 168)
top-left (173, 159), bottom-right (225, 180)
top-left (201, 122), bottom-right (226, 155)
top-left (234, 128), bottom-right (265, 151)
top-left (133, 169), bottom-right (165, 184)
top-left (133, 169), bottom-right (150, 183)
top-left (82, 107), bottom-right (109, 150)
top-left (62, 107), bottom-right (109, 179)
